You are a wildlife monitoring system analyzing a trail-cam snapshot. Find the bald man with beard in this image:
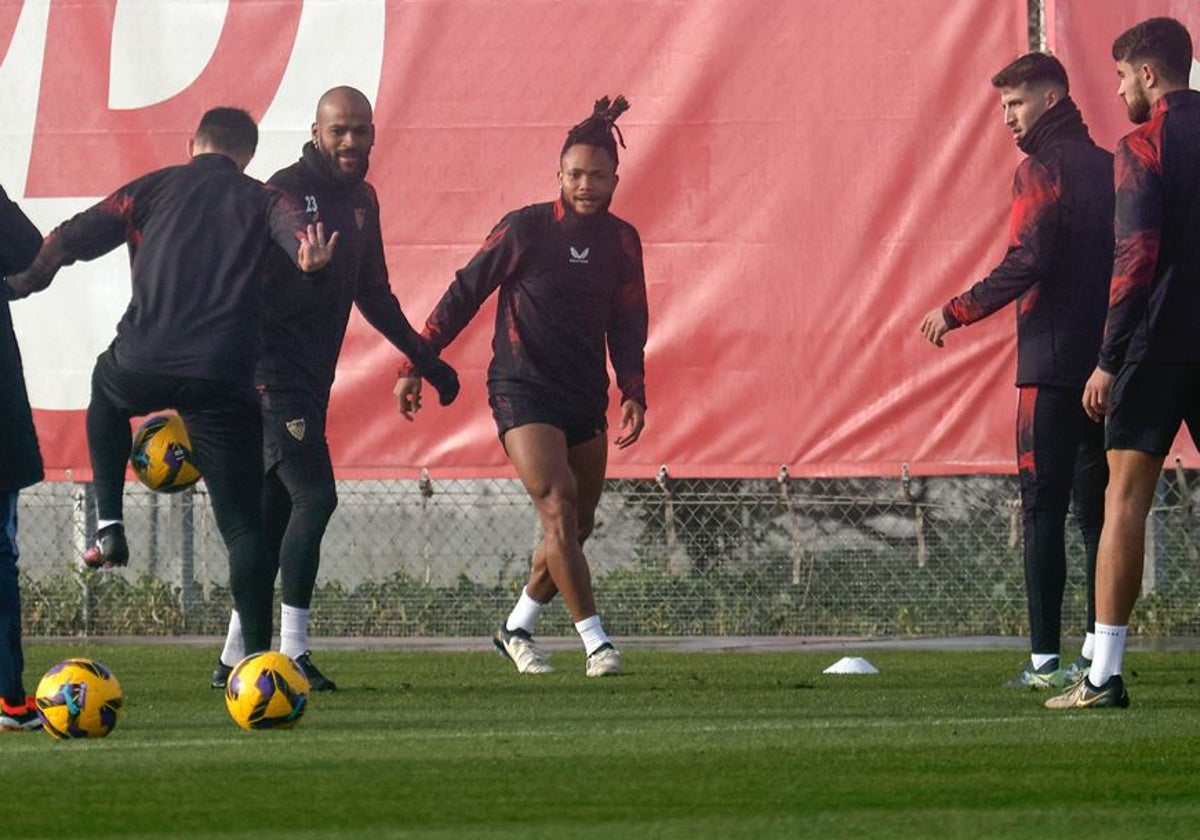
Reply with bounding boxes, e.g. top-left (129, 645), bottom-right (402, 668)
top-left (211, 87), bottom-right (459, 691)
